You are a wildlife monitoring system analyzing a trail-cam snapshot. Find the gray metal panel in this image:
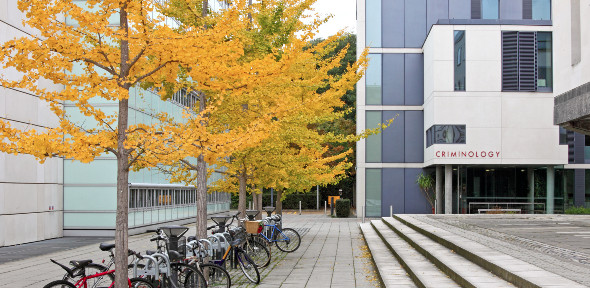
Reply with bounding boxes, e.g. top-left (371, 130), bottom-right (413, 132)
top-left (436, 19), bottom-right (551, 25)
top-left (523, 0), bottom-right (532, 19)
top-left (382, 168), bottom-right (405, 215)
top-left (405, 111), bottom-right (425, 163)
top-left (383, 54), bottom-right (405, 105)
top-left (383, 0), bottom-right (405, 48)
top-left (574, 169), bottom-right (585, 207)
top-left (449, 0), bottom-right (471, 19)
top-left (575, 132), bottom-right (585, 164)
top-left (471, 0), bottom-right (481, 19)
top-left (404, 0), bottom-right (427, 47)
top-left (404, 168), bottom-right (431, 213)
top-left (500, 0), bottom-right (523, 19)
top-left (427, 0), bottom-right (449, 33)
top-left (405, 54), bottom-right (424, 105)
top-left (382, 111), bottom-right (405, 163)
